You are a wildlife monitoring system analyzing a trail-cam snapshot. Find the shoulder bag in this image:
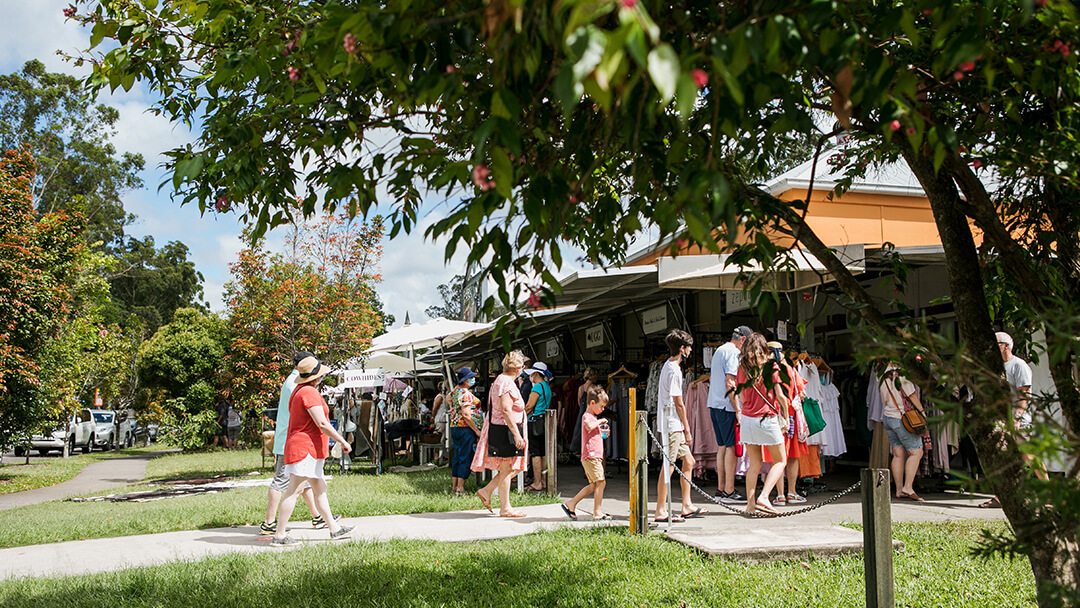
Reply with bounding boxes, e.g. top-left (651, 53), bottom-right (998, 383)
top-left (886, 381), bottom-right (927, 435)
